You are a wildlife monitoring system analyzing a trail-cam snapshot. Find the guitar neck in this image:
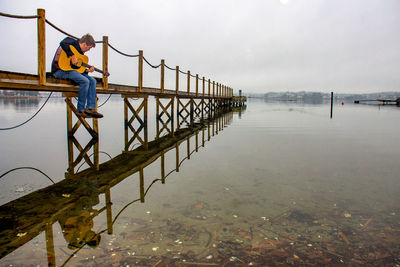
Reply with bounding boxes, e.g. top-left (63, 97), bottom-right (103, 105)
top-left (81, 62), bottom-right (104, 75)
